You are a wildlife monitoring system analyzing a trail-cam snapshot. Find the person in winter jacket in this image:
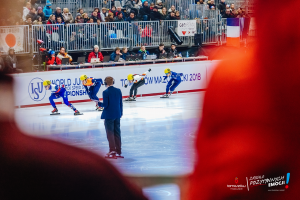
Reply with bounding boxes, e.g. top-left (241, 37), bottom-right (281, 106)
top-left (139, 1), bottom-right (151, 21)
top-left (88, 45), bottom-right (104, 63)
top-left (46, 50), bottom-right (61, 65)
top-left (26, 7), bottom-right (38, 21)
top-left (54, 7), bottom-right (64, 23)
top-left (37, 7), bottom-right (46, 23)
top-left (218, 0), bottom-right (226, 16)
top-left (62, 8), bottom-right (74, 24)
top-left (100, 7), bottom-right (108, 22)
top-left (149, 6), bottom-right (161, 21)
top-left (22, 2), bottom-right (31, 22)
top-left (43, 1), bottom-right (53, 20)
top-left (5, 48), bottom-right (22, 73)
